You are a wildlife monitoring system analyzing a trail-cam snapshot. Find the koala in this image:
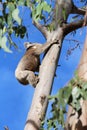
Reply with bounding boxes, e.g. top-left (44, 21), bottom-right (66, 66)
top-left (15, 41), bottom-right (57, 87)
